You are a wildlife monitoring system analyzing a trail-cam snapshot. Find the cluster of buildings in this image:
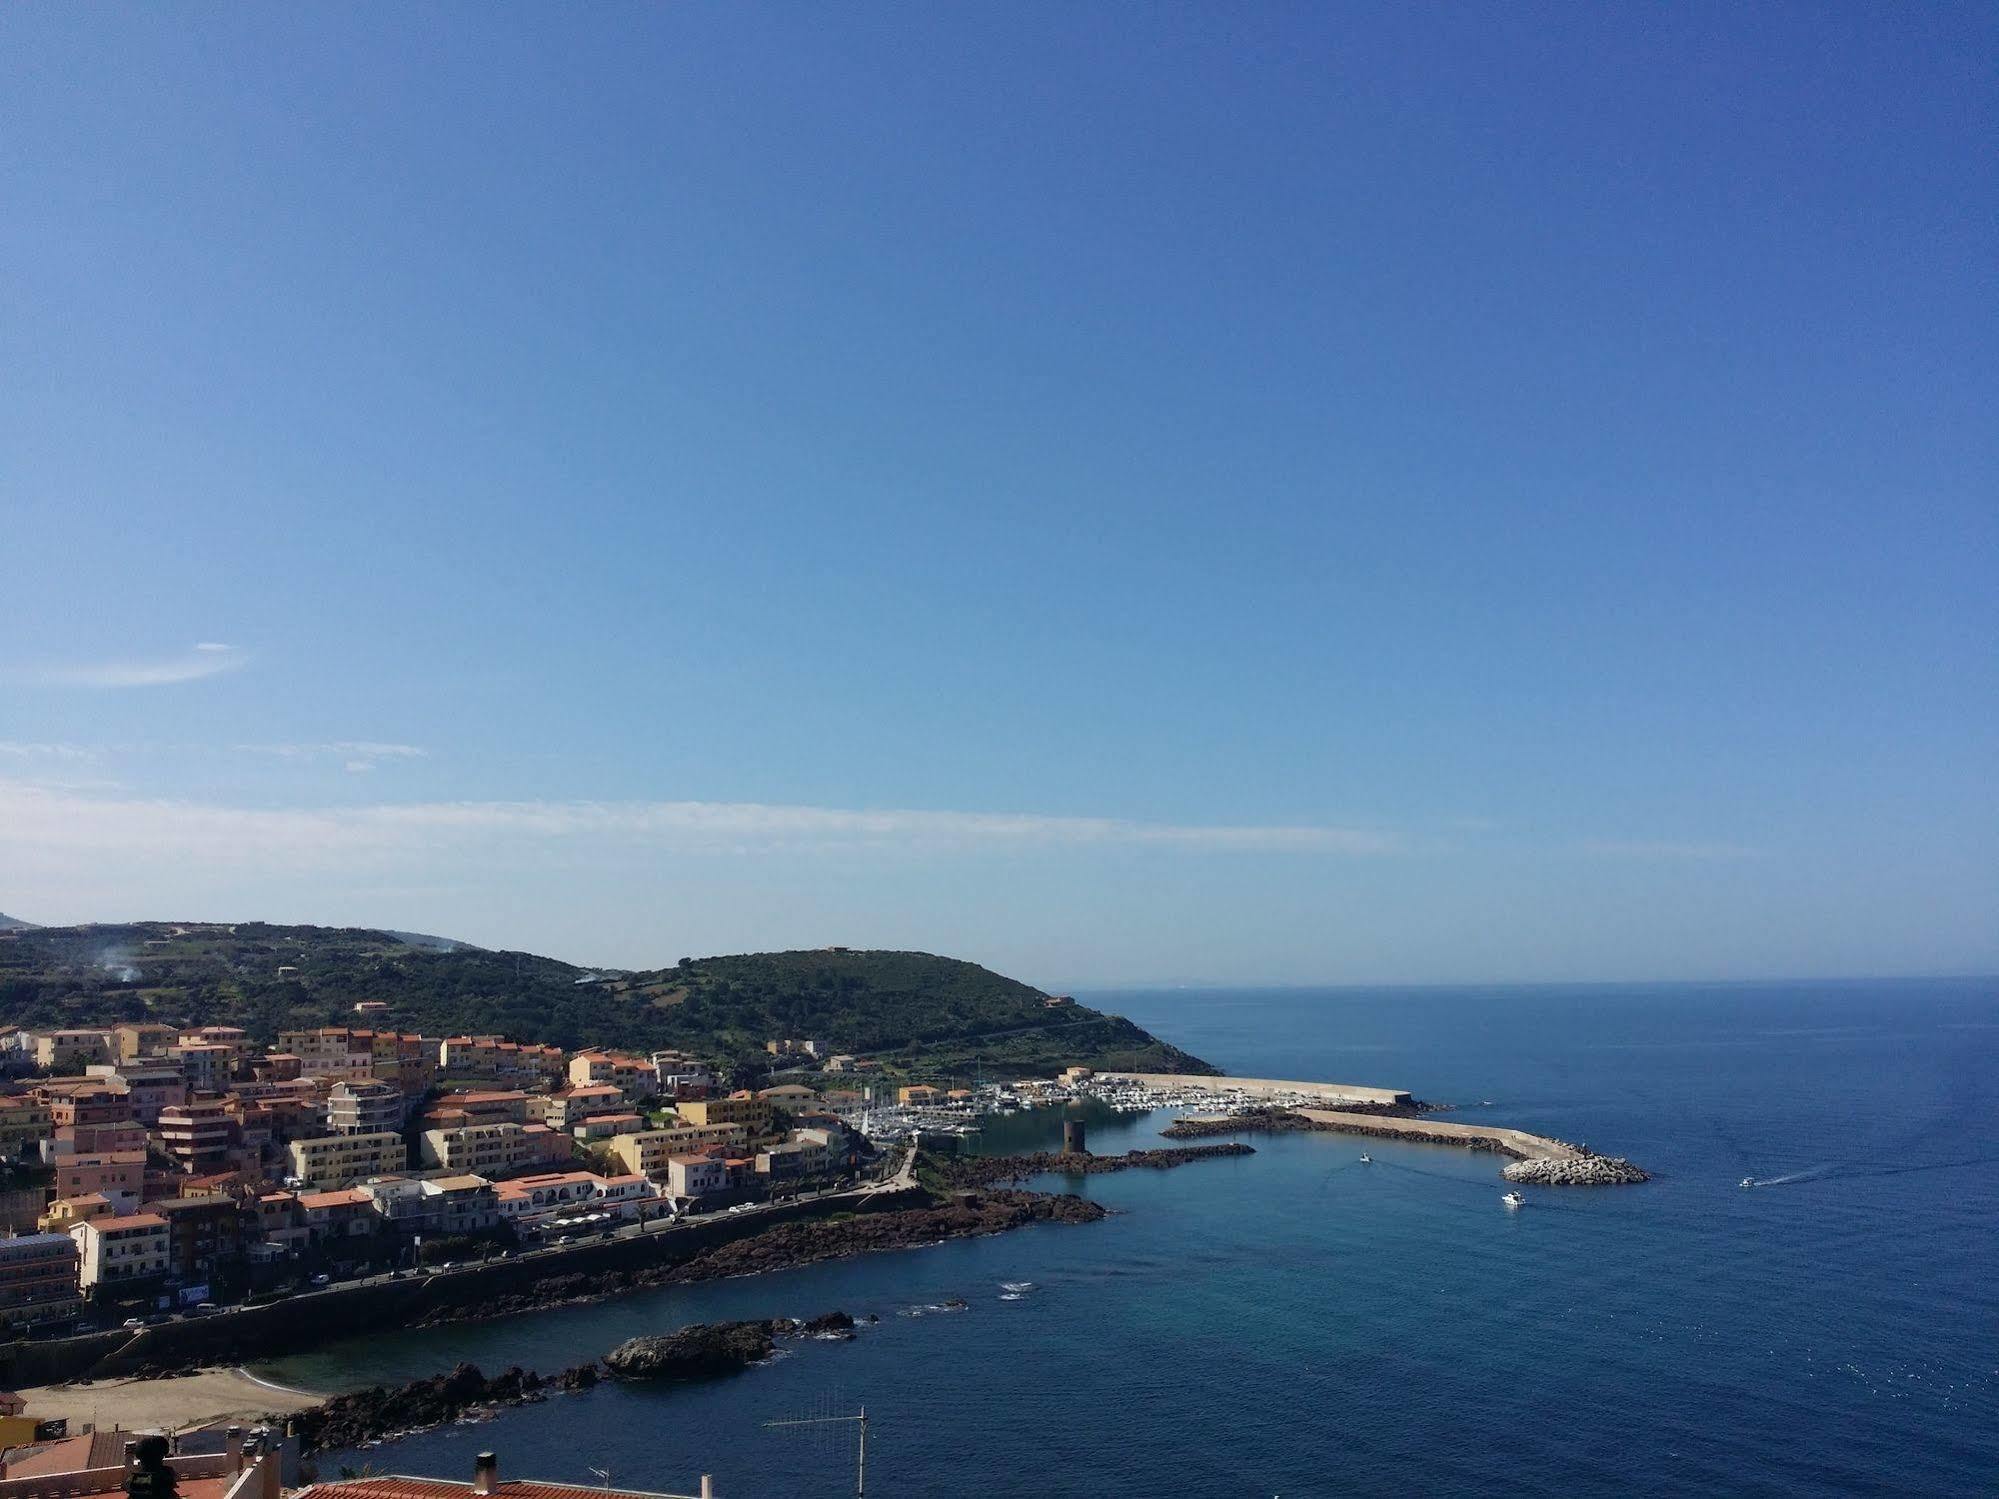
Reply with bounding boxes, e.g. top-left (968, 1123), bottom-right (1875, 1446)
top-left (0, 1022), bottom-right (865, 1332)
